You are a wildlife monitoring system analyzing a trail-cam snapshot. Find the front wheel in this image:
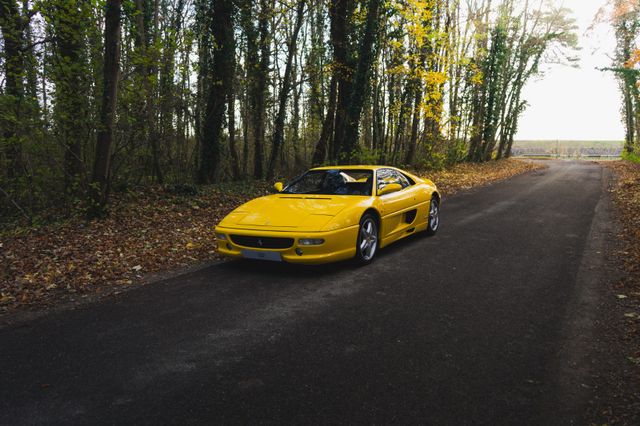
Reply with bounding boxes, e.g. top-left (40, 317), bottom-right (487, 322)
top-left (426, 197), bottom-right (439, 236)
top-left (355, 214), bottom-right (379, 265)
